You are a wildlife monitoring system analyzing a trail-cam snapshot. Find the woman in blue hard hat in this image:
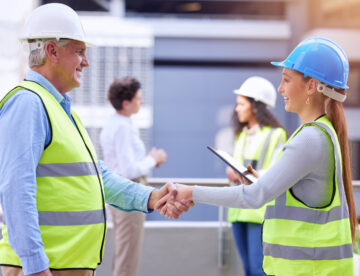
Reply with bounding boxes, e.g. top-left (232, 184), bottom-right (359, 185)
top-left (227, 76), bottom-right (286, 276)
top-left (158, 37), bottom-right (358, 276)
